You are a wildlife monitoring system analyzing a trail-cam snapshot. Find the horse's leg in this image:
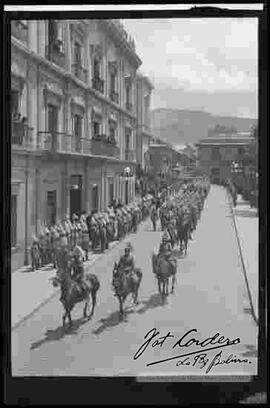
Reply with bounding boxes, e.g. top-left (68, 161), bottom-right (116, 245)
top-left (68, 311), bottom-right (72, 328)
top-left (171, 275), bottom-right (176, 294)
top-left (165, 279), bottom-right (168, 296)
top-left (90, 291), bottom-right (97, 318)
top-left (62, 310), bottom-right (67, 329)
top-left (119, 296), bottom-right (124, 320)
top-left (83, 301), bottom-right (88, 318)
